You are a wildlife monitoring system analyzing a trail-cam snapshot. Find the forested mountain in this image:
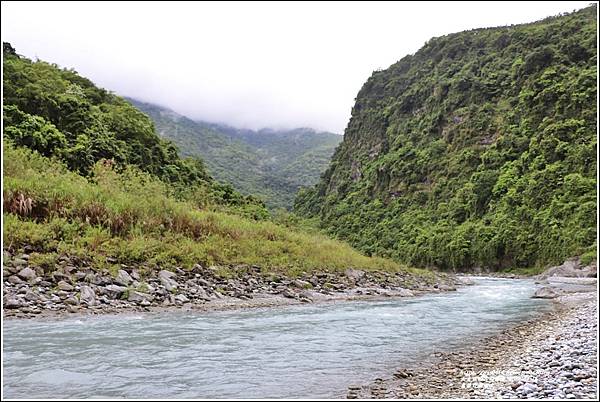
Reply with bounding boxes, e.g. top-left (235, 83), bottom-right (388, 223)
top-left (2, 42), bottom-right (266, 215)
top-left (3, 42), bottom-right (411, 276)
top-left (129, 98), bottom-right (342, 210)
top-left (294, 6), bottom-right (597, 271)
